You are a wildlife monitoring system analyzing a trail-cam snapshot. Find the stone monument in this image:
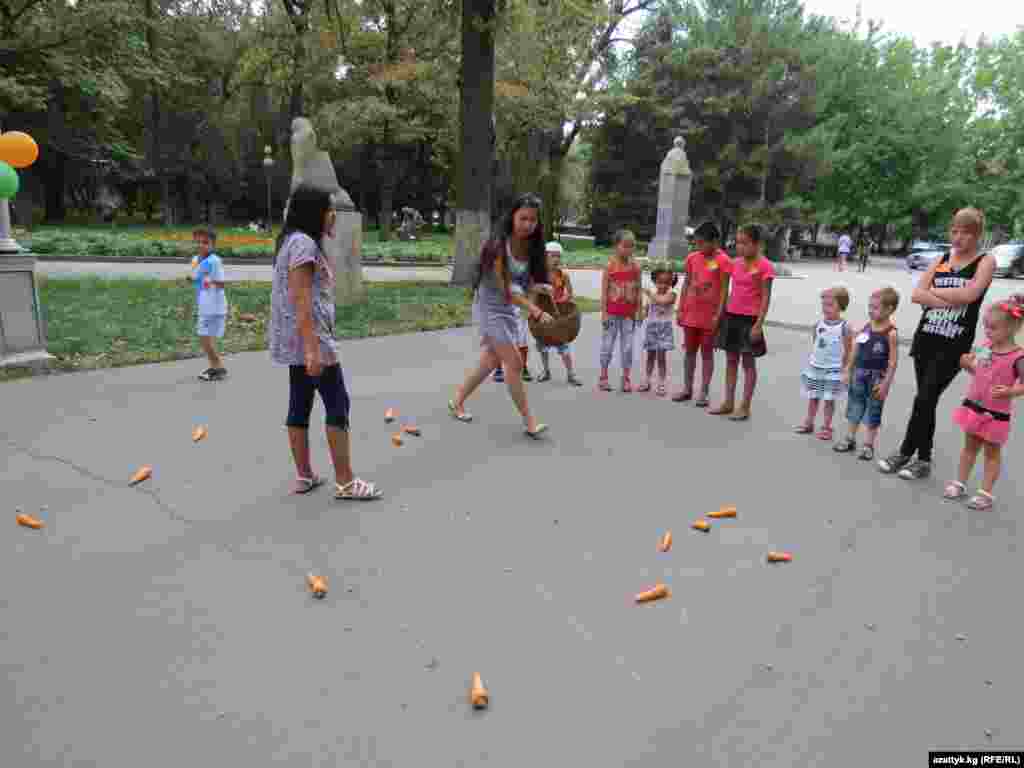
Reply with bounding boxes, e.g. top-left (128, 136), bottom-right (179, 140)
top-left (288, 117), bottom-right (364, 304)
top-left (0, 129), bottom-right (53, 370)
top-left (646, 136), bottom-right (693, 263)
